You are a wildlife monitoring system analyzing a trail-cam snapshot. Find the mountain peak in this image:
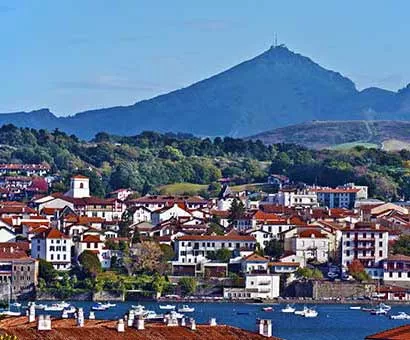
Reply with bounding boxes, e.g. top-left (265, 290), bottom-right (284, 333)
top-left (0, 47), bottom-right (409, 139)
